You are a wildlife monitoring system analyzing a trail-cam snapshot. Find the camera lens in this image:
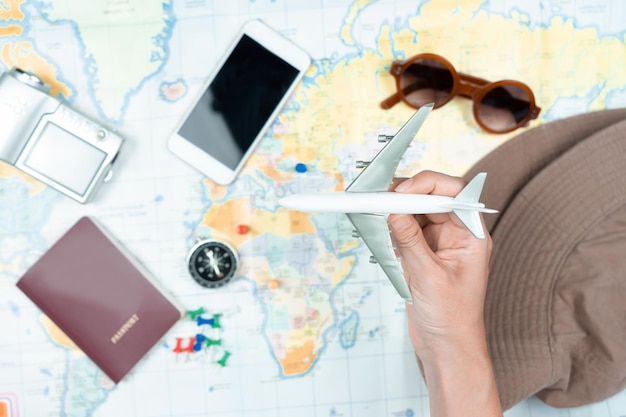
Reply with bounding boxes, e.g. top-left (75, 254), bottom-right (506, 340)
top-left (12, 68), bottom-right (47, 91)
